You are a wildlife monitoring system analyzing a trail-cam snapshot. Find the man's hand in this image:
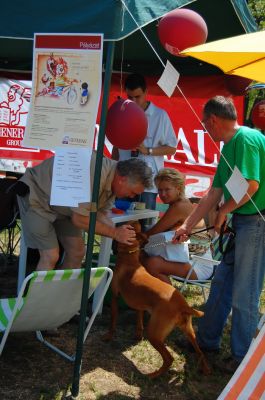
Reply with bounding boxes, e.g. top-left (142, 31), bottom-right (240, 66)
top-left (214, 209), bottom-right (227, 234)
top-left (114, 224), bottom-right (136, 244)
top-left (136, 143), bottom-right (148, 155)
top-left (172, 224), bottom-right (190, 244)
